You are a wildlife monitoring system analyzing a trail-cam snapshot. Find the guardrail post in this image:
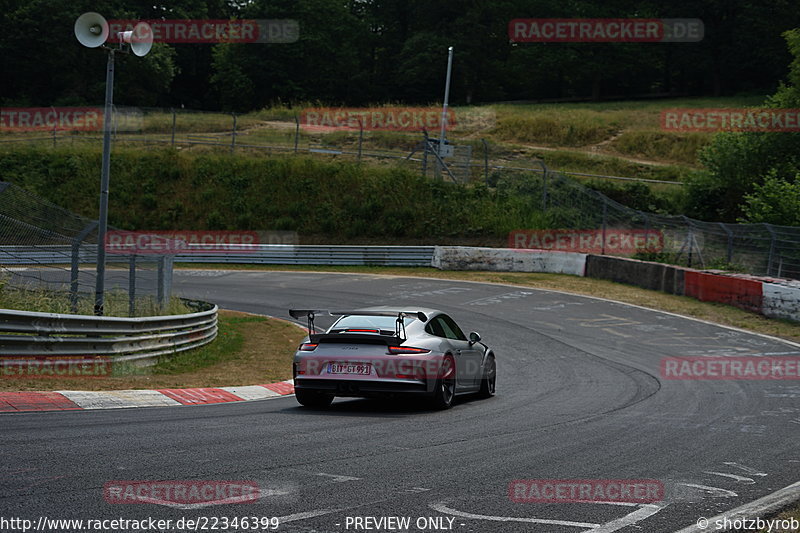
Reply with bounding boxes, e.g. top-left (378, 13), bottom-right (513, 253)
top-left (70, 221), bottom-right (98, 314)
